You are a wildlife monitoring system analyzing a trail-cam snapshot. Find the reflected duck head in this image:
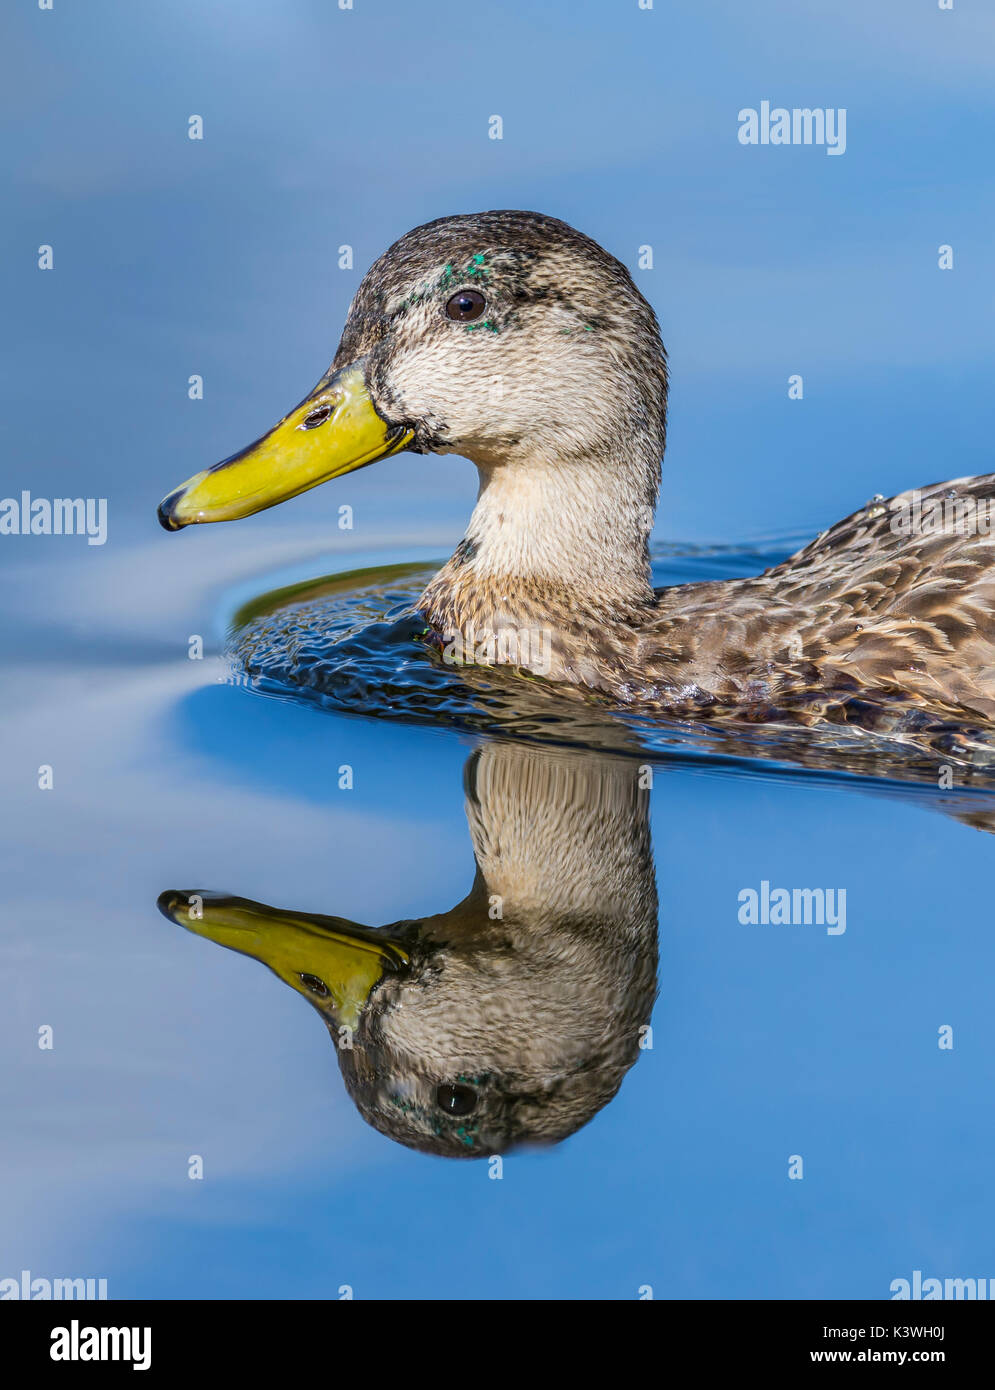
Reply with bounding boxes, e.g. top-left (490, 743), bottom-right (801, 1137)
top-left (157, 882), bottom-right (656, 1159)
top-left (157, 743), bottom-right (659, 1158)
